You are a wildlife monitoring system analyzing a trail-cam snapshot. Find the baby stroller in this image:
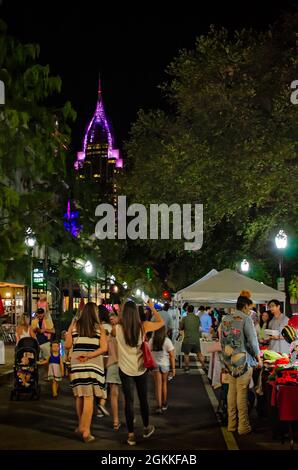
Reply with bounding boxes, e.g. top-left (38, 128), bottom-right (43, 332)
top-left (10, 337), bottom-right (41, 400)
